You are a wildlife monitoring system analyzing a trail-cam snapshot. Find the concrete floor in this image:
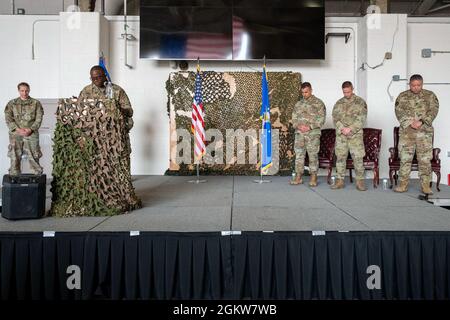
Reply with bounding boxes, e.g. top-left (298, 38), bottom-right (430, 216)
top-left (0, 175), bottom-right (449, 232)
